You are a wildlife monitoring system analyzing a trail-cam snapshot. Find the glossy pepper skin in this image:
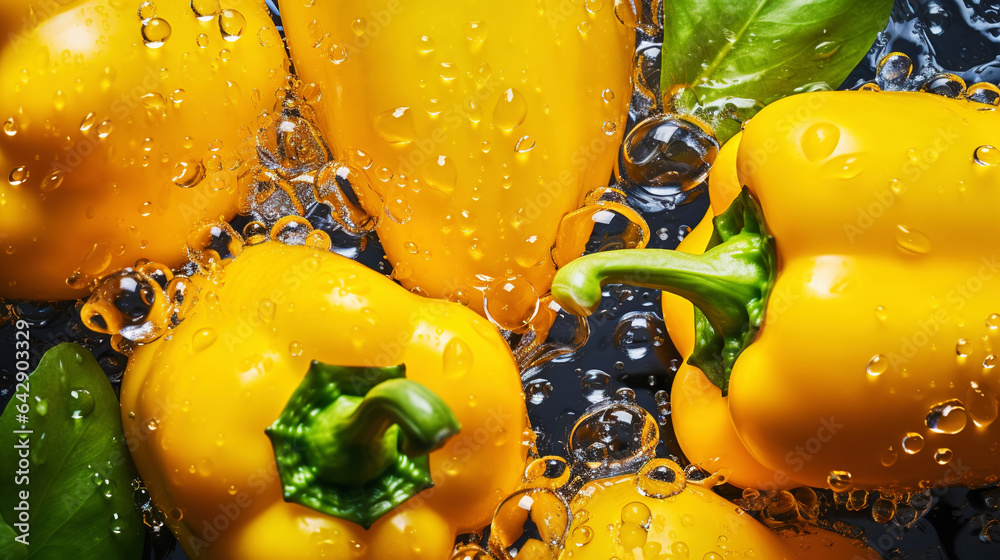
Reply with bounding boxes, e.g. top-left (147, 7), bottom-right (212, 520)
top-left (663, 132), bottom-right (796, 490)
top-left (281, 0), bottom-right (635, 316)
top-left (120, 242), bottom-right (530, 559)
top-left (558, 458), bottom-right (873, 560)
top-left (0, 0), bottom-right (288, 300)
top-left (554, 91), bottom-right (1000, 491)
